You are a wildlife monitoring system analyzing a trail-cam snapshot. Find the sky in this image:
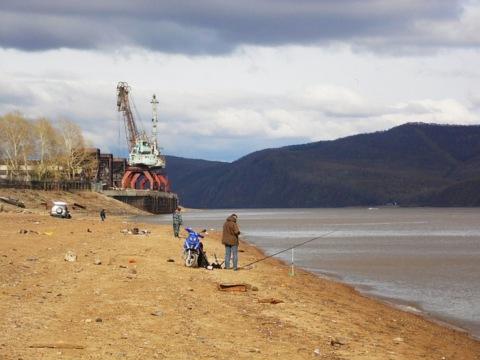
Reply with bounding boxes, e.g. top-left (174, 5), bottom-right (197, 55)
top-left (1, 0), bottom-right (480, 162)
